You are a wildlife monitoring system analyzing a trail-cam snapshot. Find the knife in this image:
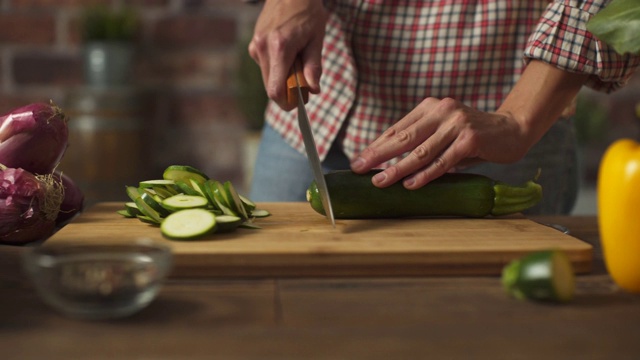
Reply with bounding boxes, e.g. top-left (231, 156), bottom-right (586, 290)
top-left (286, 59), bottom-right (336, 227)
